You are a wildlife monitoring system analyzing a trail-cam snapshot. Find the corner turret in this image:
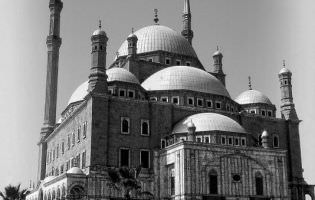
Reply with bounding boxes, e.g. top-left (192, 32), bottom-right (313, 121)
top-left (211, 47), bottom-right (226, 86)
